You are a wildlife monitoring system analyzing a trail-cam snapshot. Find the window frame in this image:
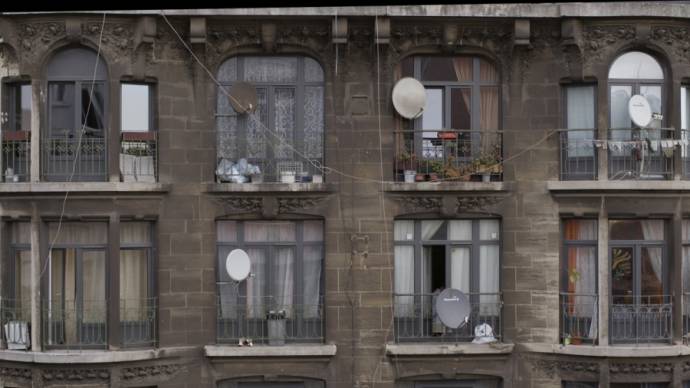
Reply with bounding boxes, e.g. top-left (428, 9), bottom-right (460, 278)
top-left (560, 218), bottom-right (599, 294)
top-left (1, 81), bottom-right (32, 133)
